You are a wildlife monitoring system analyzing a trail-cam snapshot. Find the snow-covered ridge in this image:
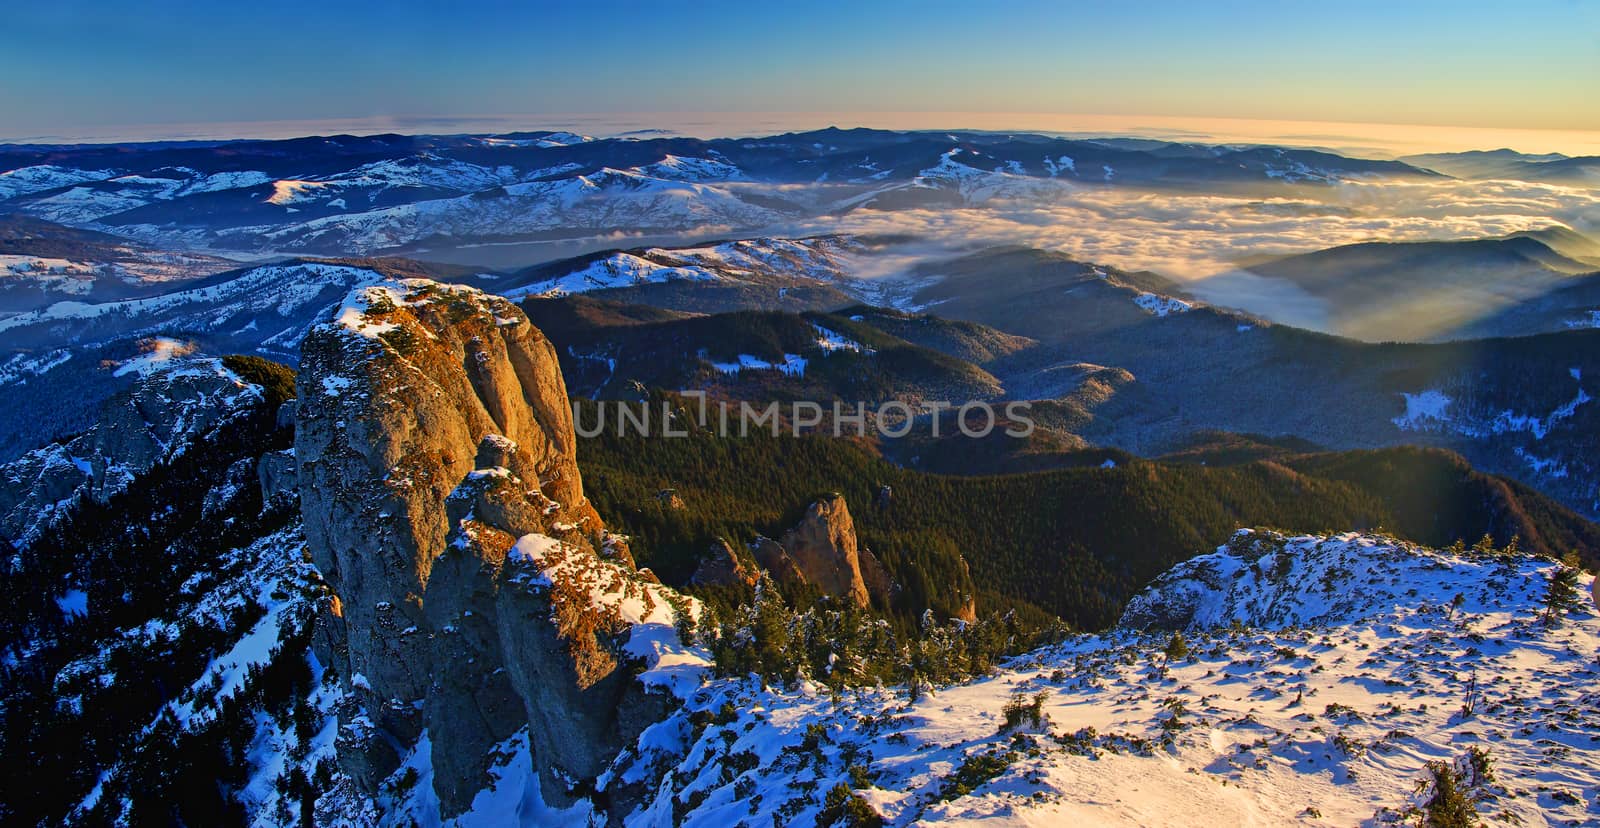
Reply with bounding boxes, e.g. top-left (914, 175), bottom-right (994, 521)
top-left (509, 236), bottom-right (862, 298)
top-left (913, 147), bottom-right (1064, 203)
top-left (632, 154), bottom-right (745, 182)
top-left (0, 261), bottom-right (383, 342)
top-left (1120, 528), bottom-right (1550, 629)
top-left (0, 165), bottom-right (119, 199)
top-left (231, 169), bottom-right (784, 253)
top-left (0, 354), bottom-right (265, 548)
top-left (507, 252), bottom-right (723, 298)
